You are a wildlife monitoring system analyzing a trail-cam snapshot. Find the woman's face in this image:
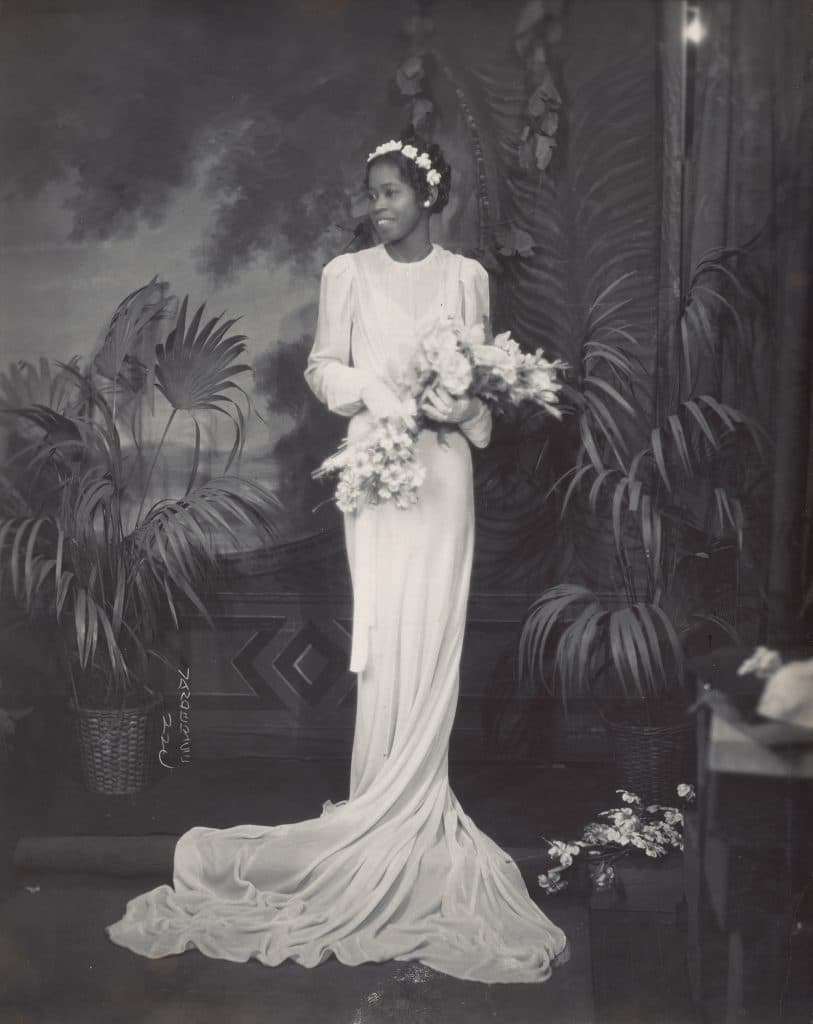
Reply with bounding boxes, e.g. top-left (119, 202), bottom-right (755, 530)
top-left (367, 160), bottom-right (425, 246)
